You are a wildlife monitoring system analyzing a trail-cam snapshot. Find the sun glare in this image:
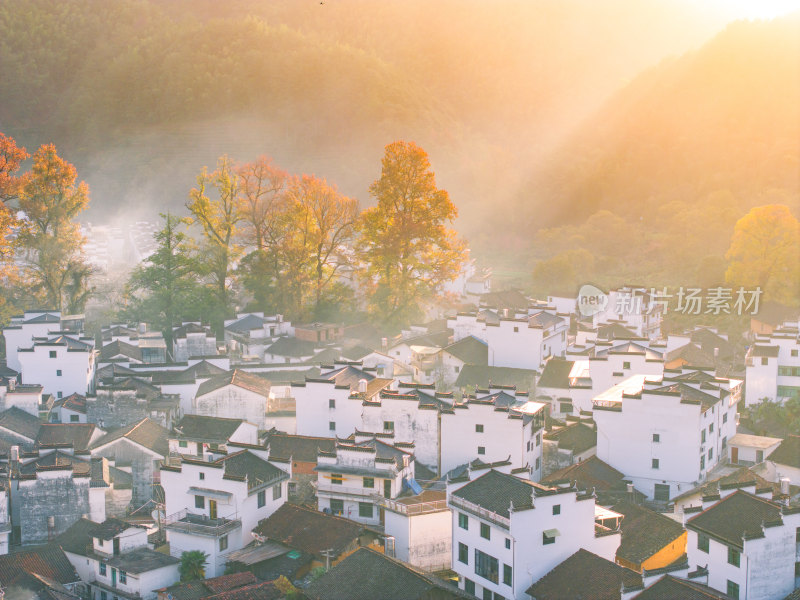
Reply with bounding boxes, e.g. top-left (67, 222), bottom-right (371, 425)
top-left (715, 0), bottom-right (800, 20)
